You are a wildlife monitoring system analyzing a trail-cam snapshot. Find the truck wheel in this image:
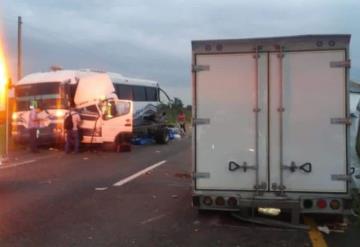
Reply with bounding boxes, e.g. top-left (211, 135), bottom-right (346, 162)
top-left (114, 136), bottom-right (132, 152)
top-left (155, 128), bottom-right (169, 144)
